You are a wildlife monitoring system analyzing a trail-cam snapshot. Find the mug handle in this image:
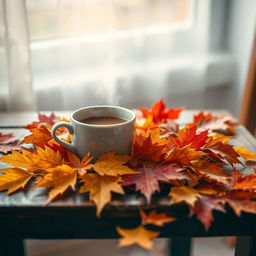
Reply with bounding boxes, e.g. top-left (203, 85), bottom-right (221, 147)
top-left (51, 122), bottom-right (76, 153)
